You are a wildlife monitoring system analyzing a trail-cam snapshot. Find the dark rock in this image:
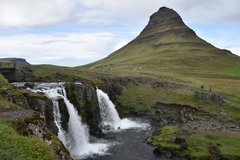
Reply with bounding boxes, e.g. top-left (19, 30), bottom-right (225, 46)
top-left (196, 91), bottom-right (225, 102)
top-left (43, 105), bottom-right (57, 136)
top-left (103, 134), bottom-right (116, 140)
top-left (65, 82), bottom-right (102, 136)
top-left (58, 98), bottom-right (69, 132)
top-left (24, 82), bottom-right (35, 89)
top-left (181, 143), bottom-right (189, 150)
top-left (153, 147), bottom-right (162, 156)
top-left (174, 137), bottom-right (186, 144)
top-left (26, 96), bottom-right (49, 113)
top-left (146, 137), bottom-right (152, 145)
